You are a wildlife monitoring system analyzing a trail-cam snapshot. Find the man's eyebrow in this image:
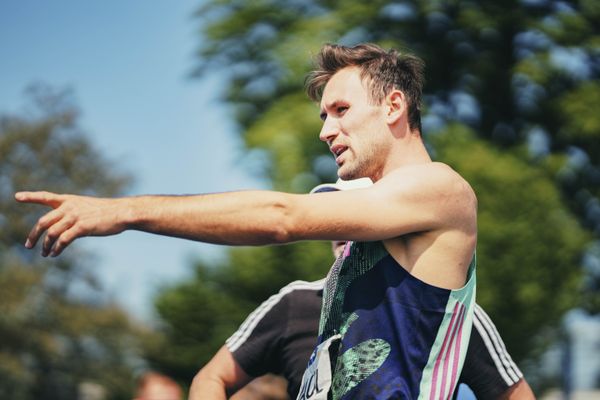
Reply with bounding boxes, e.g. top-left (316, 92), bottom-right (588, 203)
top-left (320, 99), bottom-right (344, 114)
